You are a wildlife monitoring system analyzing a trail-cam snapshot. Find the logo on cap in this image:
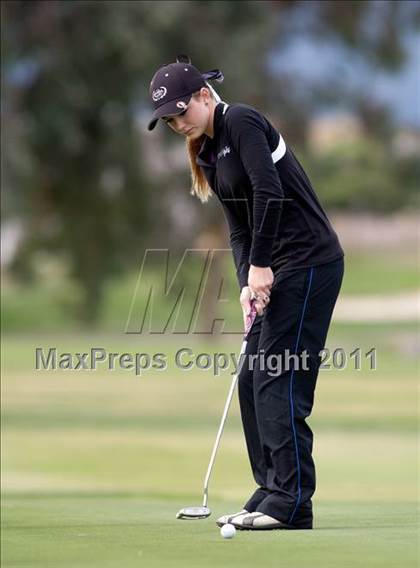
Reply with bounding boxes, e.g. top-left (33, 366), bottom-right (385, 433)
top-left (176, 101), bottom-right (188, 109)
top-left (152, 87), bottom-right (167, 102)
